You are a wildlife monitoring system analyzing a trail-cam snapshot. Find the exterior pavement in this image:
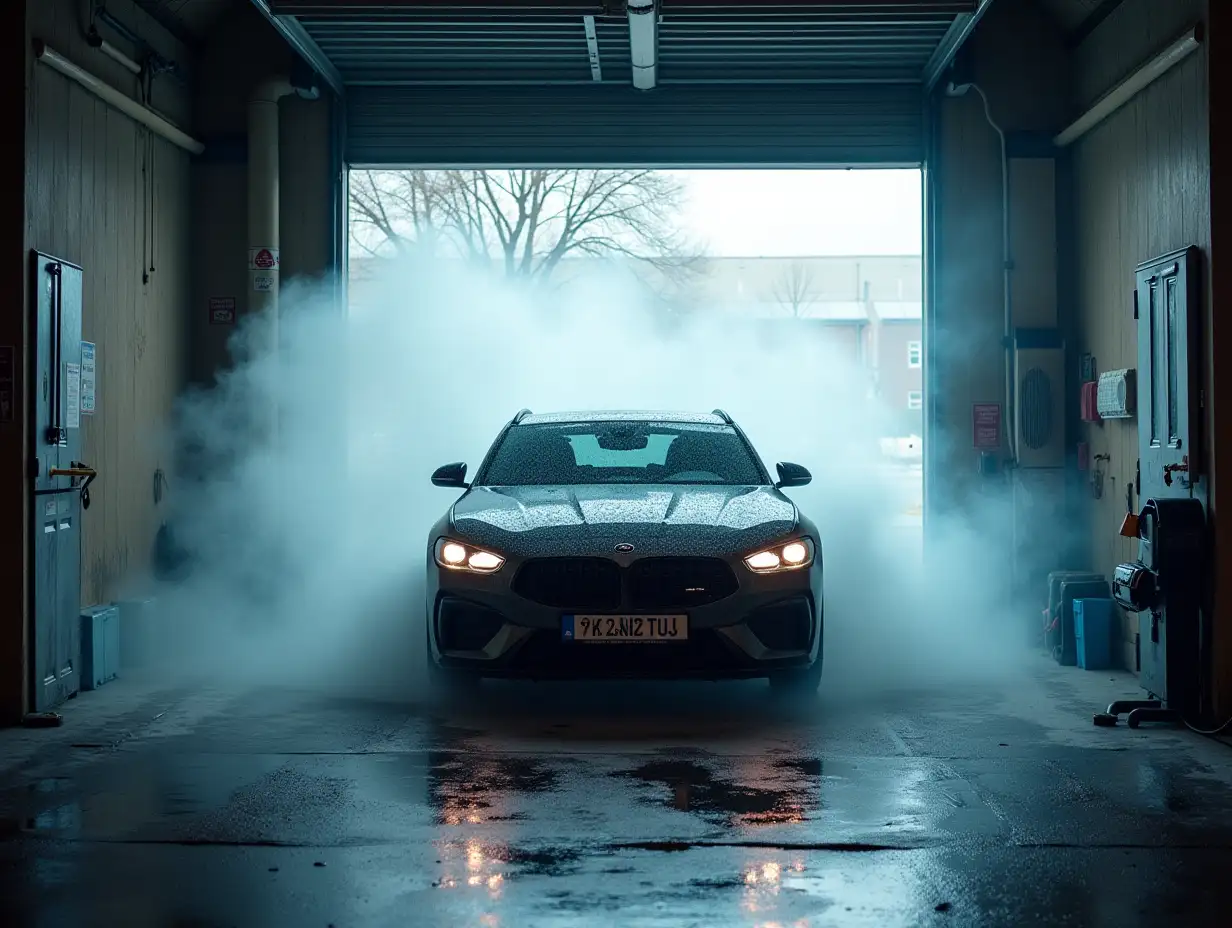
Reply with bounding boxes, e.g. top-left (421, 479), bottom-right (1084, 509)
top-left (3, 655), bottom-right (1232, 927)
